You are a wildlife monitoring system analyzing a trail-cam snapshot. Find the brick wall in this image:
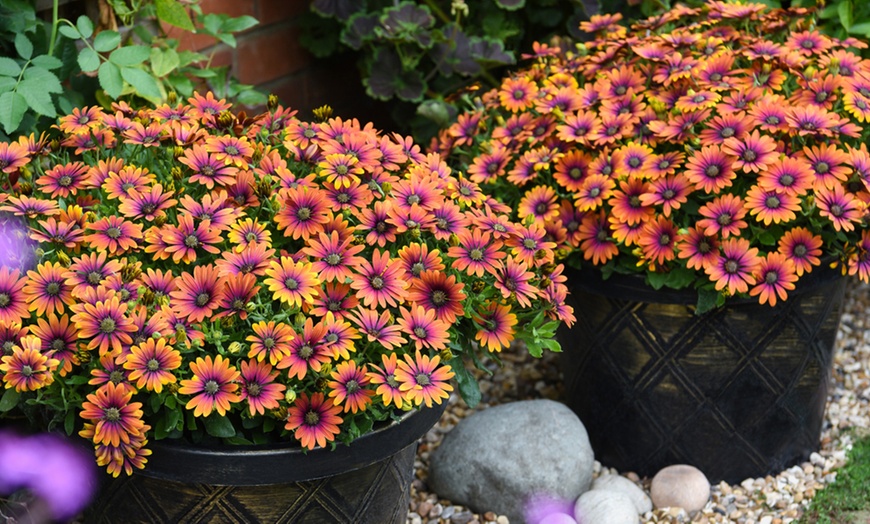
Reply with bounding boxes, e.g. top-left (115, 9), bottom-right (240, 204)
top-left (171, 0), bottom-right (392, 129)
